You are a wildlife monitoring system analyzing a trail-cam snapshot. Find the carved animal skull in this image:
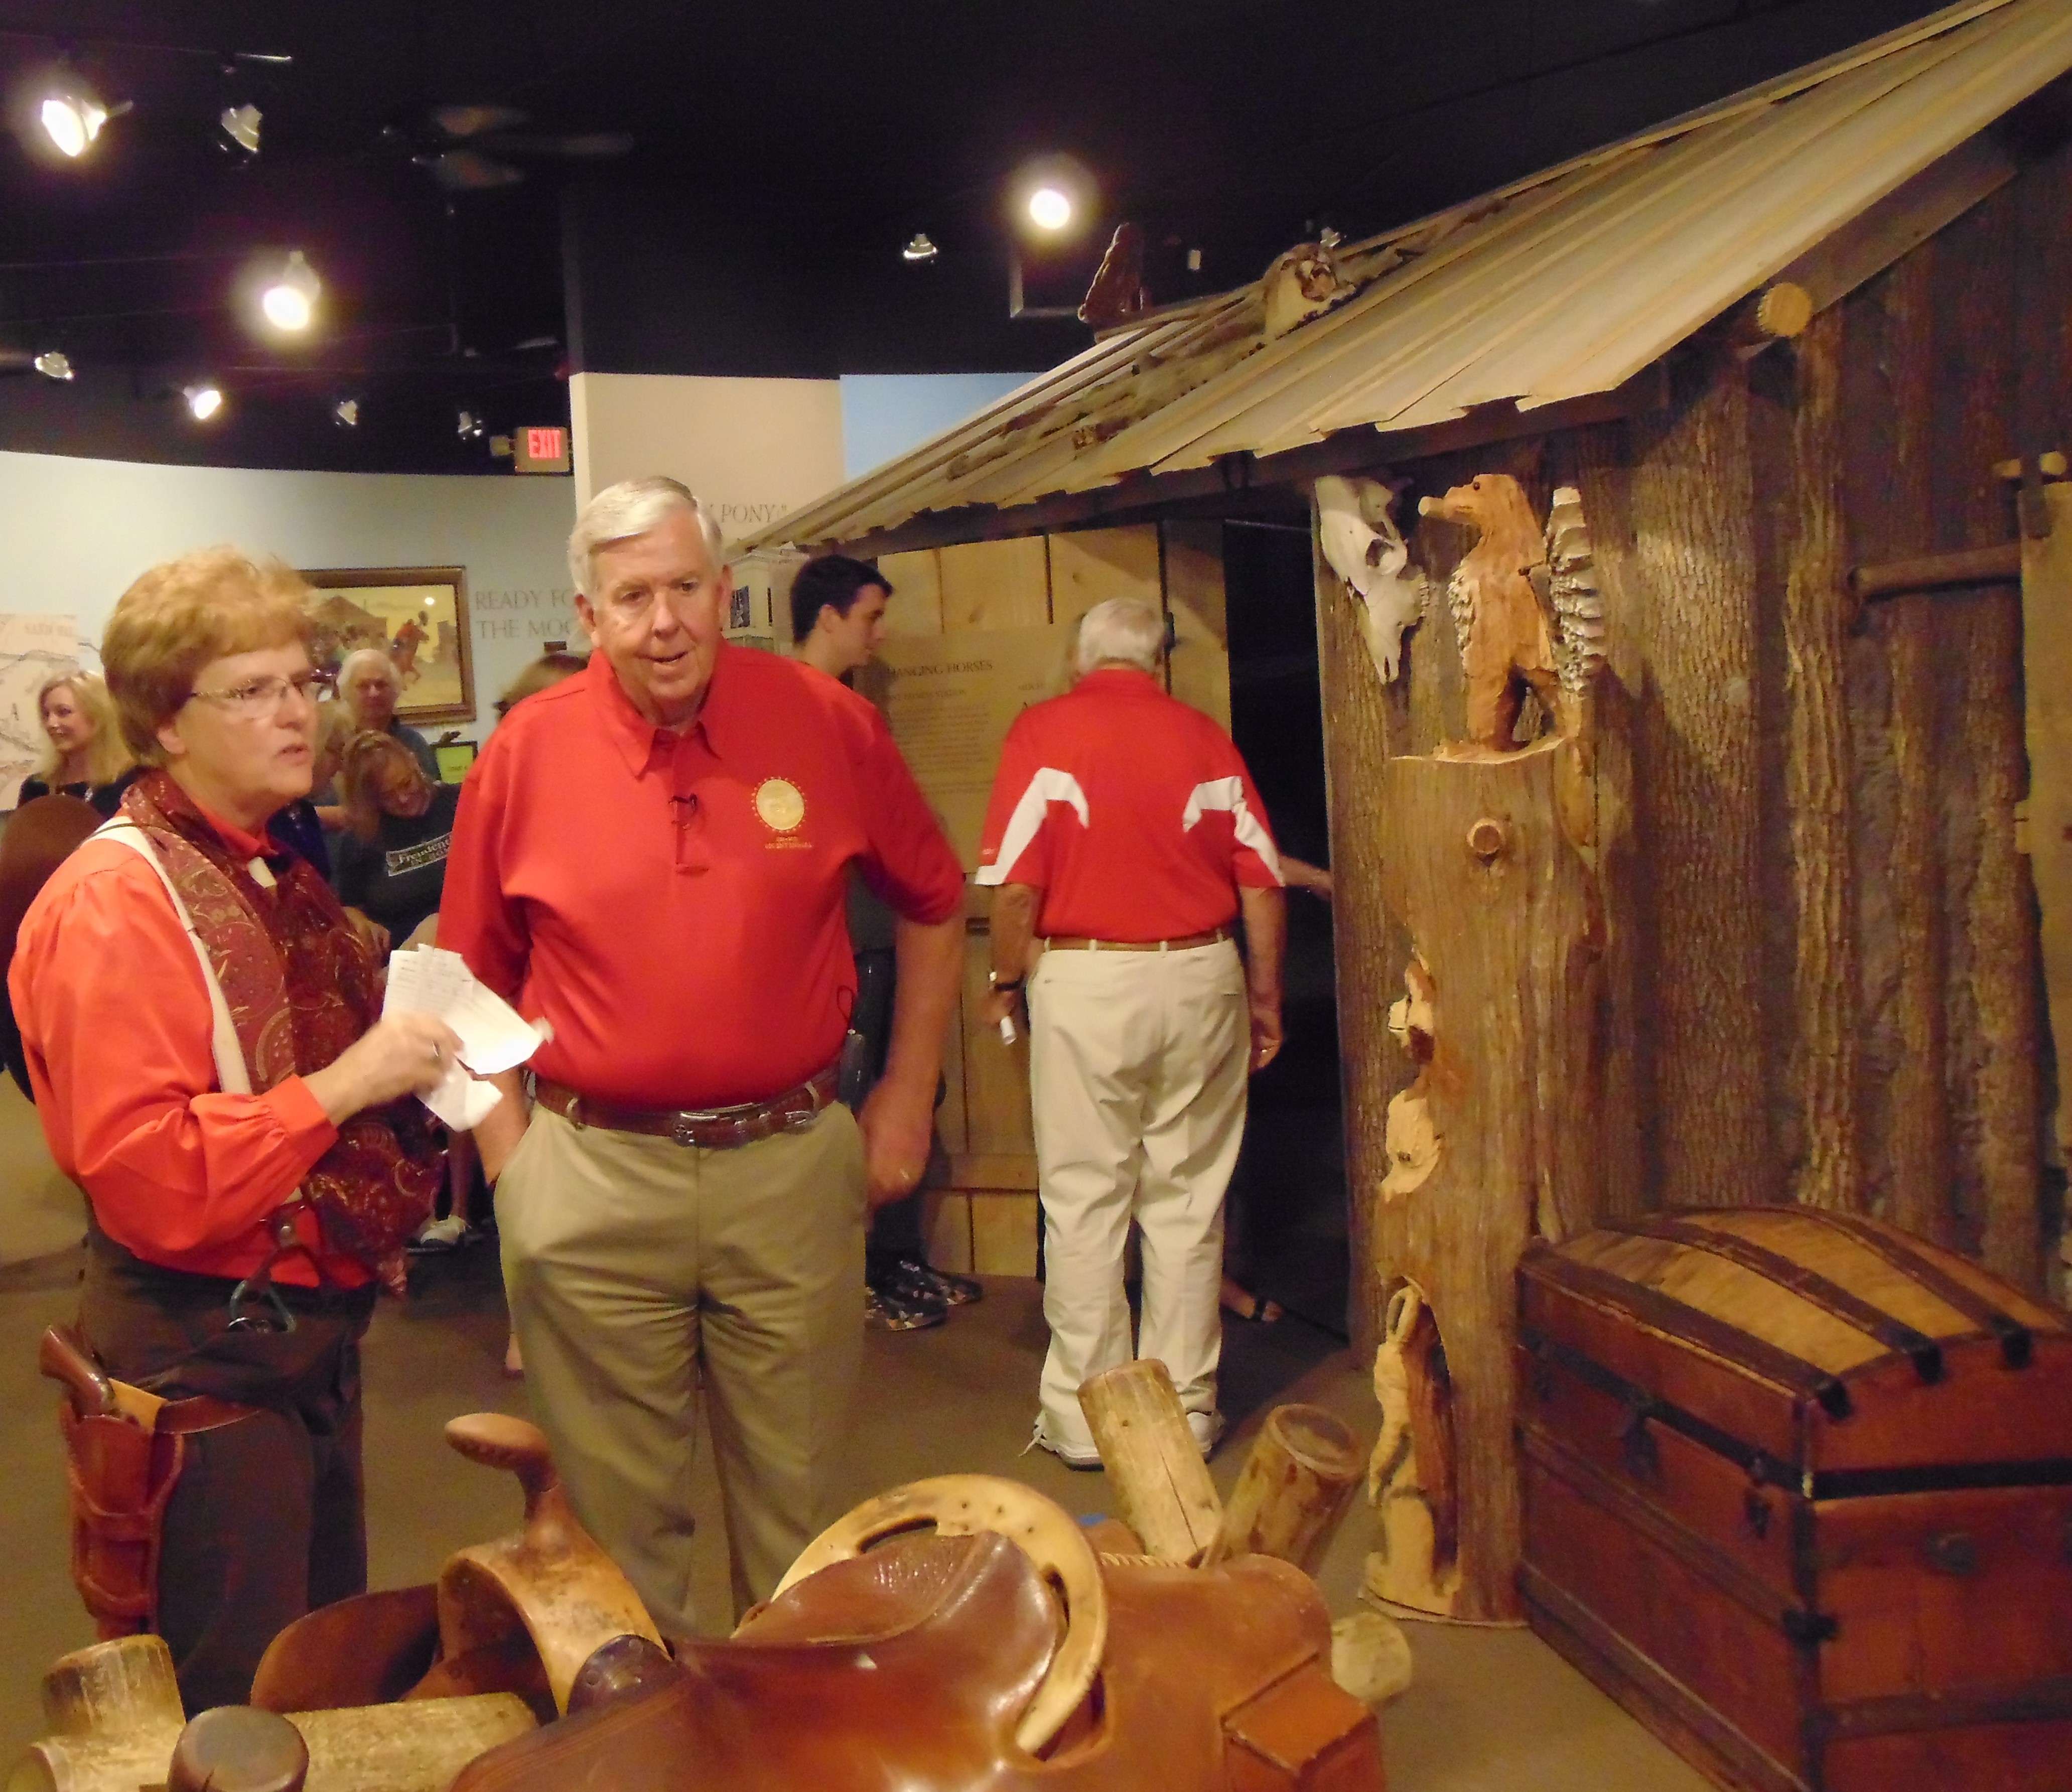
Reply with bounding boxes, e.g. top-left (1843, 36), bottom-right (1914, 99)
top-left (1317, 475), bottom-right (1426, 685)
